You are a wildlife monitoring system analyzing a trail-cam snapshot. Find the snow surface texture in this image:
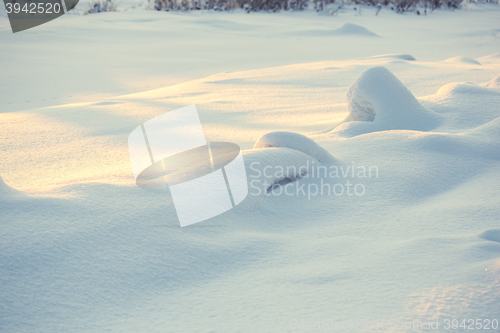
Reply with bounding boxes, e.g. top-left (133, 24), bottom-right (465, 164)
top-left (2, 6), bottom-right (500, 333)
top-left (2, 60), bottom-right (500, 333)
